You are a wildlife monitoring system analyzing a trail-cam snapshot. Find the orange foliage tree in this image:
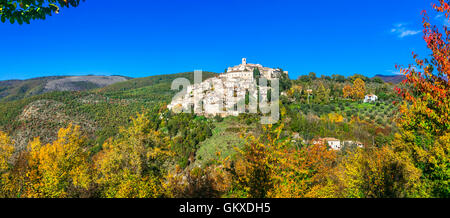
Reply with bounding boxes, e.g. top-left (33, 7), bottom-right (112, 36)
top-left (343, 84), bottom-right (353, 99)
top-left (0, 131), bottom-right (14, 197)
top-left (342, 78), bottom-right (366, 100)
top-left (226, 124), bottom-right (336, 198)
top-left (331, 147), bottom-right (422, 198)
top-left (395, 0), bottom-right (450, 197)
